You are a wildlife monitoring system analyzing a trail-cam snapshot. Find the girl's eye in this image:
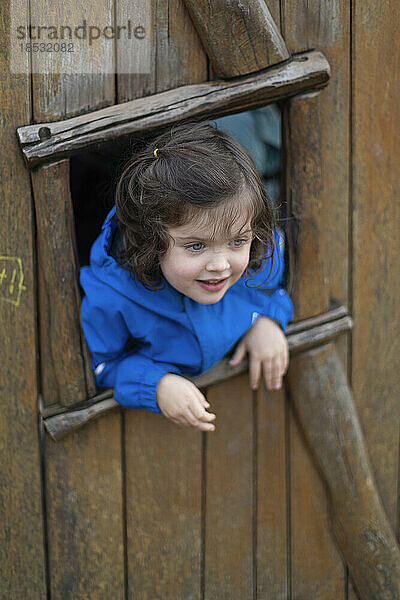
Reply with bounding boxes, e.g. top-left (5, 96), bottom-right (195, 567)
top-left (186, 242), bottom-right (205, 252)
top-left (231, 238), bottom-right (247, 248)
